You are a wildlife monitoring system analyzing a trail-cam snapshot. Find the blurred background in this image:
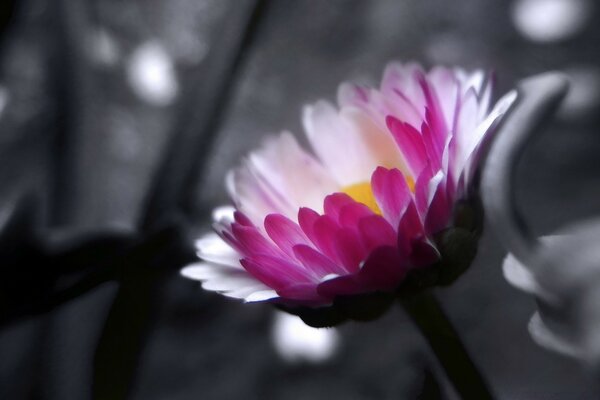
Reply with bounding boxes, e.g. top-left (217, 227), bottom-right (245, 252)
top-left (0, 0), bottom-right (599, 398)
